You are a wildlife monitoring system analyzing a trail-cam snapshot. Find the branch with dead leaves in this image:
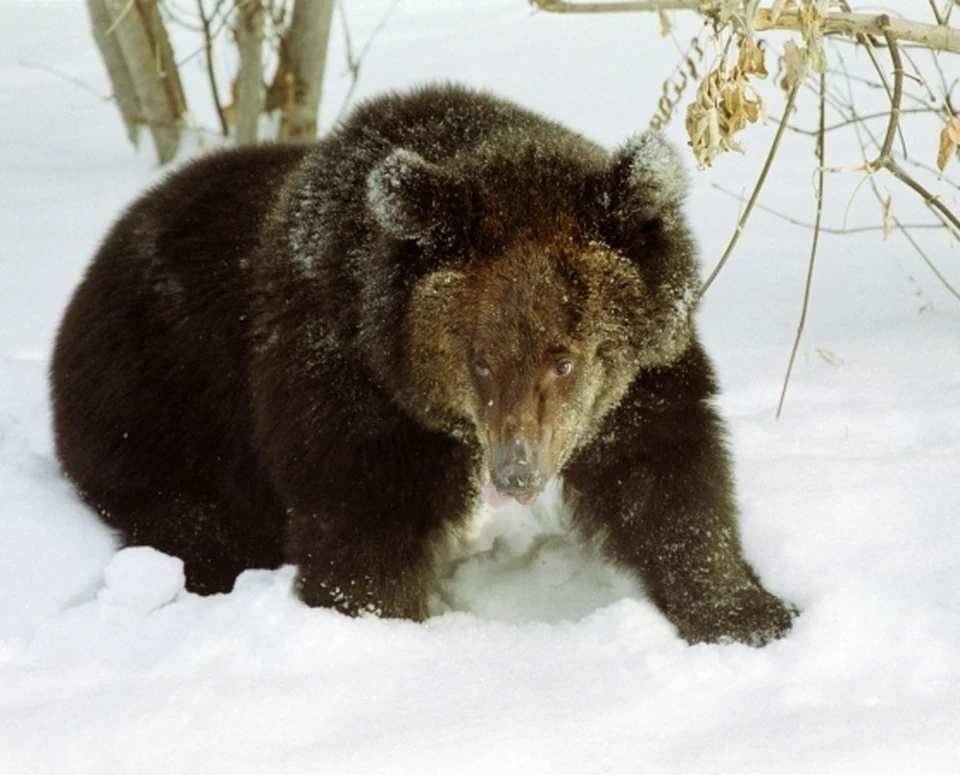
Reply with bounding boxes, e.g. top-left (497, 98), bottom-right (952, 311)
top-left (819, 22), bottom-right (960, 240)
top-left (531, 0), bottom-right (960, 56)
